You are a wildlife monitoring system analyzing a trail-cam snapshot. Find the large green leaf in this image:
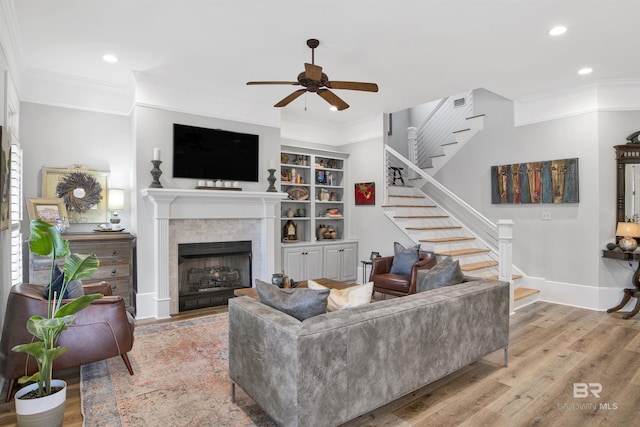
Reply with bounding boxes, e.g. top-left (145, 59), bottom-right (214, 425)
top-left (55, 294), bottom-right (103, 318)
top-left (64, 253), bottom-right (100, 283)
top-left (12, 341), bottom-right (45, 358)
top-left (29, 219), bottom-right (69, 259)
top-left (26, 316), bottom-right (68, 342)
